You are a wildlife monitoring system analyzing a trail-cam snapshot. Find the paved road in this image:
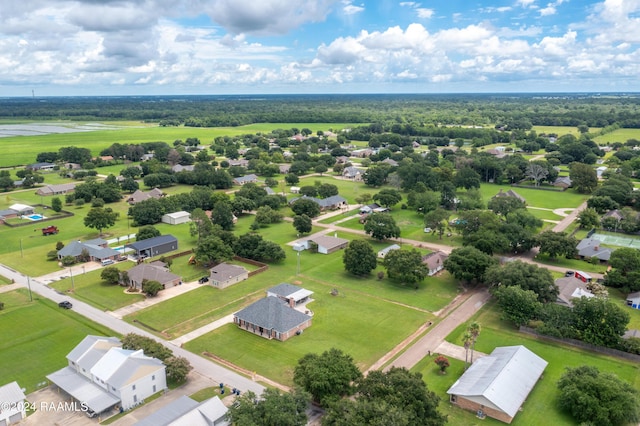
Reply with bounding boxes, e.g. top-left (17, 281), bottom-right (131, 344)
top-left (0, 264), bottom-right (265, 396)
top-left (553, 201), bottom-right (587, 232)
